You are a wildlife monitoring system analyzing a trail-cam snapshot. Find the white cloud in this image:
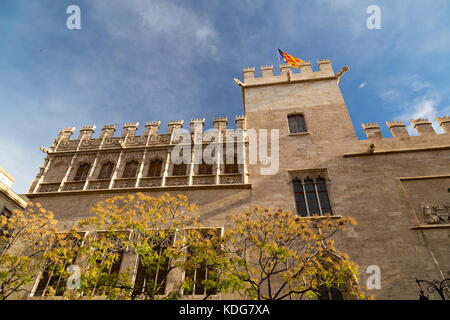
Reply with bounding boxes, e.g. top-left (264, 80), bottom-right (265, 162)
top-left (379, 74), bottom-right (449, 135)
top-left (396, 97), bottom-right (445, 135)
top-left (359, 82), bottom-right (367, 89)
top-left (91, 0), bottom-right (220, 61)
